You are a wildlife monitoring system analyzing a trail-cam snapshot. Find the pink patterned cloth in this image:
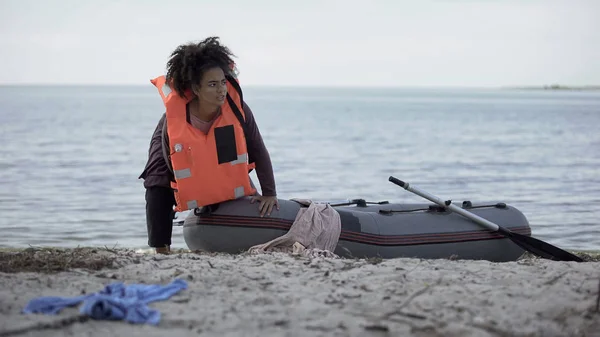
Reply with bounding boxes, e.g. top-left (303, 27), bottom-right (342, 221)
top-left (248, 199), bottom-right (341, 258)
